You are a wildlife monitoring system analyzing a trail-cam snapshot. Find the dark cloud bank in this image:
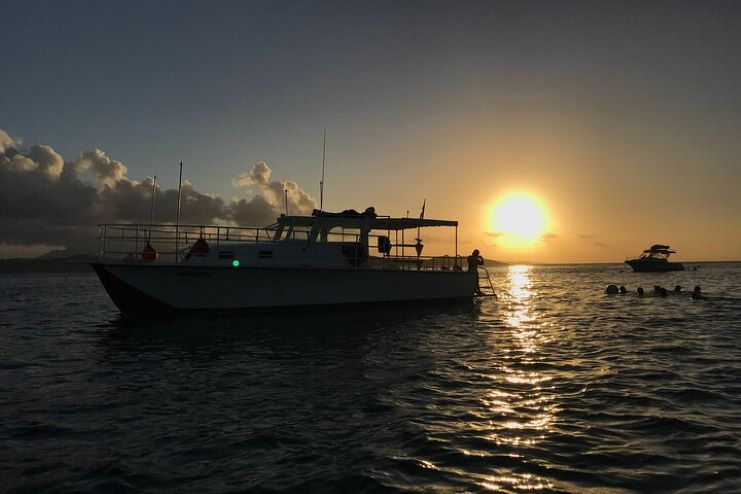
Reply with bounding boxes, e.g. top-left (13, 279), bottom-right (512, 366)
top-left (0, 129), bottom-right (316, 256)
